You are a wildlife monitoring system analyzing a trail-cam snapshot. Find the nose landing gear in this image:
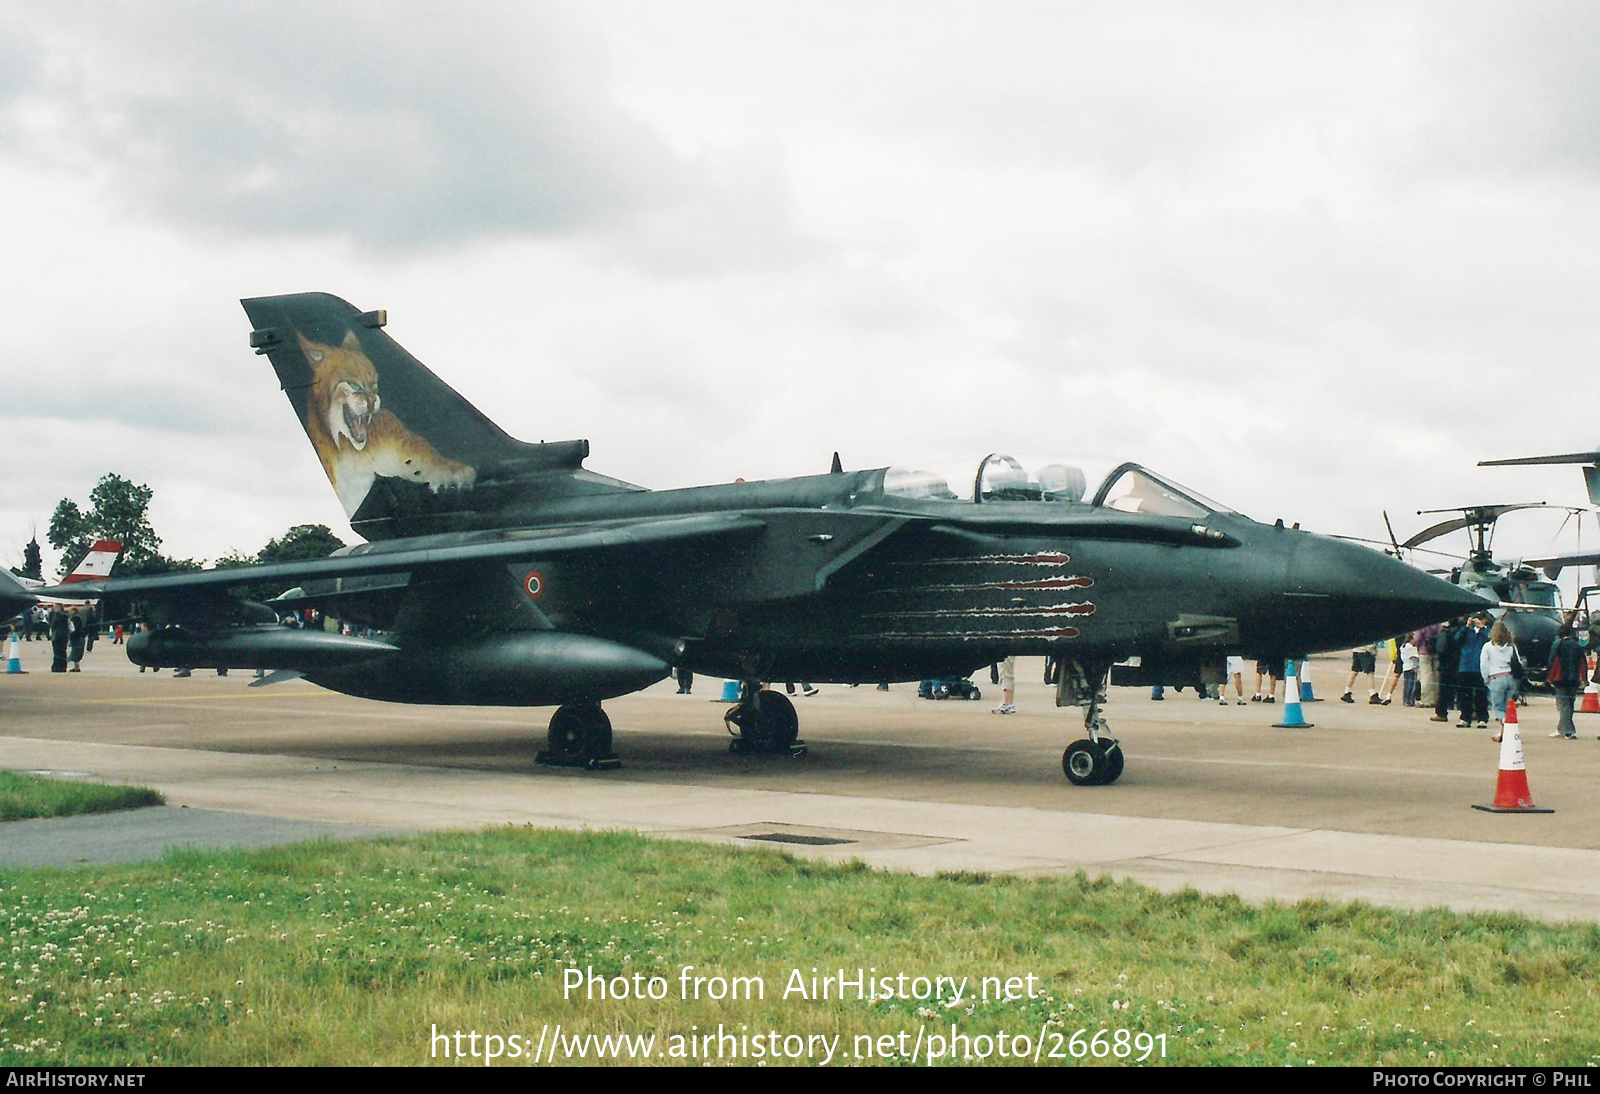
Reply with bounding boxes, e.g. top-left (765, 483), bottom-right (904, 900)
top-left (1056, 658), bottom-right (1124, 785)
